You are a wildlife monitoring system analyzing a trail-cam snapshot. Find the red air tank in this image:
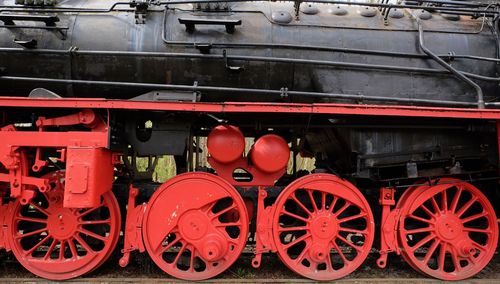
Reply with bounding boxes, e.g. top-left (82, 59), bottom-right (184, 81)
top-left (250, 134), bottom-right (290, 173)
top-left (207, 125), bottom-right (245, 164)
